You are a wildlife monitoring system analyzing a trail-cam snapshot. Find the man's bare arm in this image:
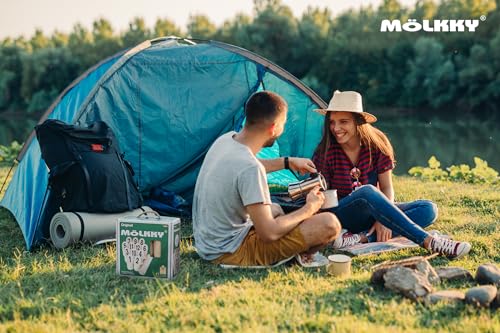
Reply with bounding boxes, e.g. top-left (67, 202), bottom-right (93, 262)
top-left (258, 157), bottom-right (317, 174)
